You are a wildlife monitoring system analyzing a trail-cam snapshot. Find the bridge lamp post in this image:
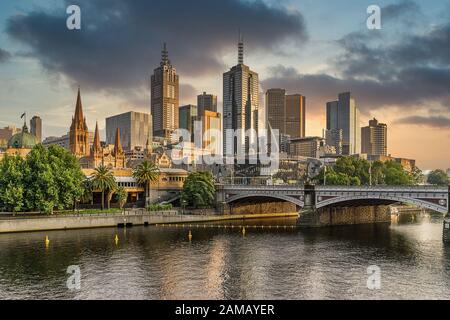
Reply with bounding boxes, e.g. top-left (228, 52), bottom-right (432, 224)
top-left (369, 162), bottom-right (372, 186)
top-left (323, 165), bottom-right (327, 186)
